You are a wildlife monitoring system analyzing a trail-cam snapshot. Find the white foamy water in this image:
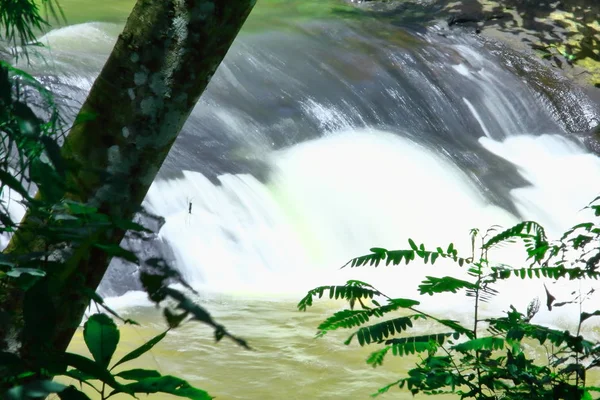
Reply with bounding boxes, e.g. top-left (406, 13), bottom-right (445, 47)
top-left (141, 128), bottom-right (600, 329)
